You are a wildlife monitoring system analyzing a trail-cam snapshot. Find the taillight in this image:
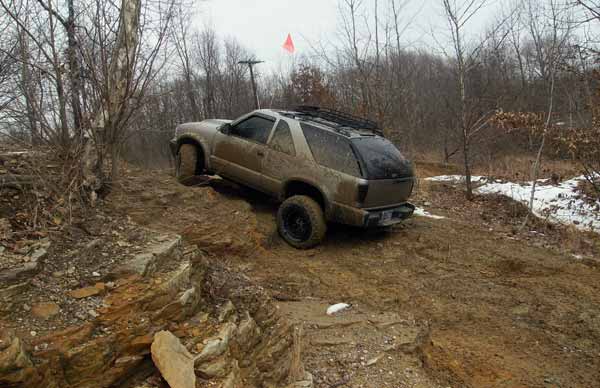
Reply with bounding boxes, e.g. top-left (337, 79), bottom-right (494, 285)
top-left (357, 182), bottom-right (369, 205)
